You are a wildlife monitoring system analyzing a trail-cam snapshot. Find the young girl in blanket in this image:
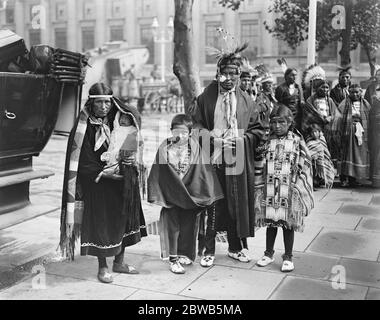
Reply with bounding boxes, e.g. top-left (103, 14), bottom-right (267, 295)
top-left (254, 105), bottom-right (314, 272)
